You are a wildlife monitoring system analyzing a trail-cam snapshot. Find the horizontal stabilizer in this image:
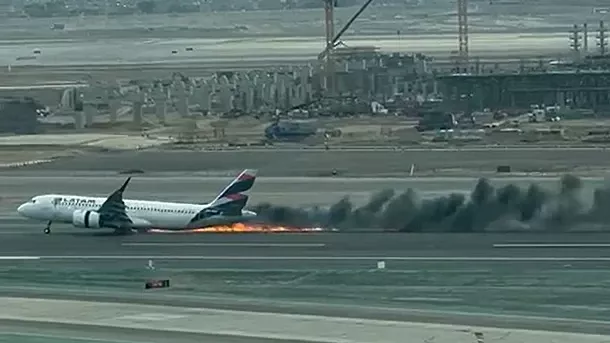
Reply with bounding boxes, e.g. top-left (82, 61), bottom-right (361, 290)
top-left (190, 194), bottom-right (249, 223)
